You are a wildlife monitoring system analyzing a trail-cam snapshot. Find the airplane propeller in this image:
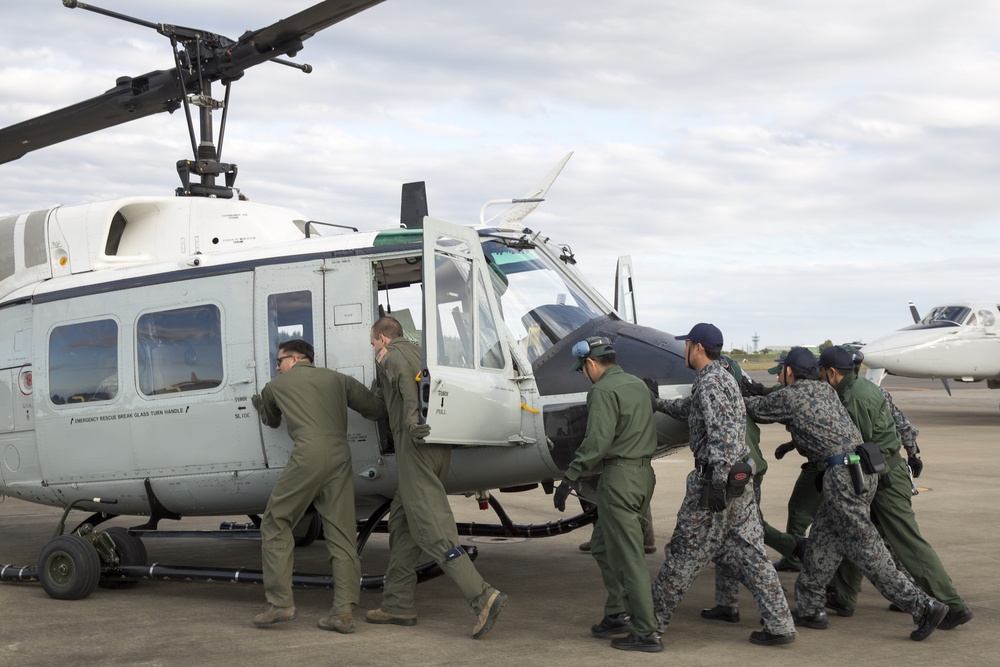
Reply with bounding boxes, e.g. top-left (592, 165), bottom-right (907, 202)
top-left (908, 300), bottom-right (951, 396)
